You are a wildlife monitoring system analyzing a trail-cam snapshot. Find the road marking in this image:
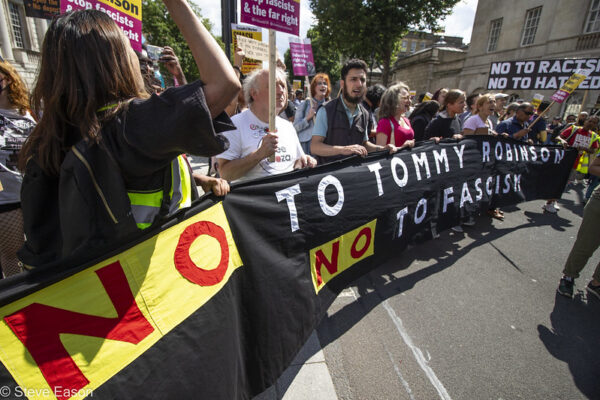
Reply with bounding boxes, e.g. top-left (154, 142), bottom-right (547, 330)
top-left (382, 300), bottom-right (452, 400)
top-left (384, 345), bottom-right (415, 400)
